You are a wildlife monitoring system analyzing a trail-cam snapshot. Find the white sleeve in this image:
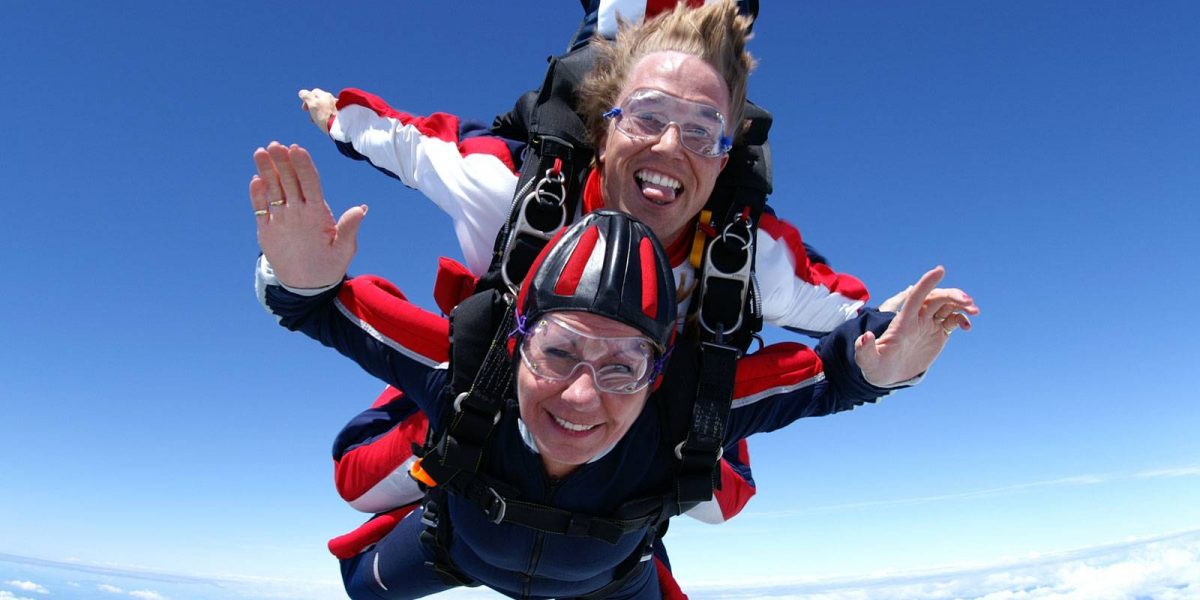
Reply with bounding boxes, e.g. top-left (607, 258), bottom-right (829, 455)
top-left (330, 99), bottom-right (518, 276)
top-left (753, 213), bottom-right (871, 334)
